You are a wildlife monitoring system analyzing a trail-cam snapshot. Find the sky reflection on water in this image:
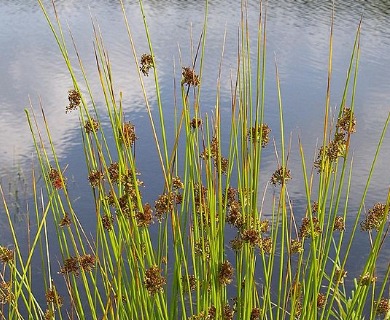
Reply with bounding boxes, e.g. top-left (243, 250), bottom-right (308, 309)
top-left (0, 0), bottom-right (390, 285)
